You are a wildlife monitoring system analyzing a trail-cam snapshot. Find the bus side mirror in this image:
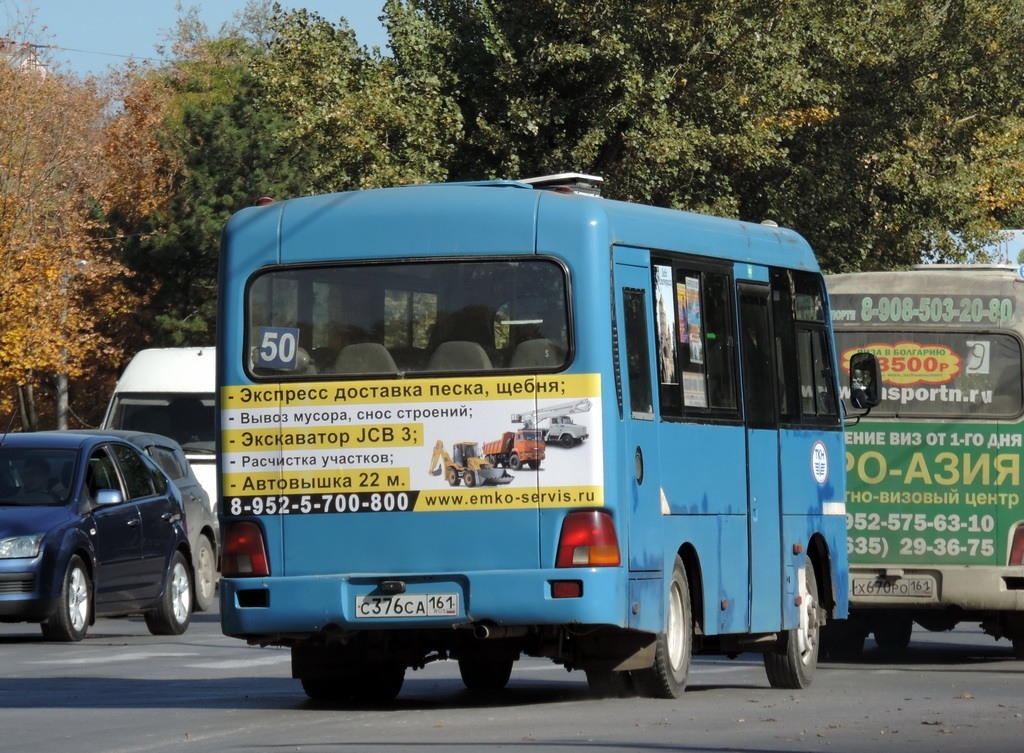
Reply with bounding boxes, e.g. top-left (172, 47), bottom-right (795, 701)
top-left (849, 352), bottom-right (882, 410)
